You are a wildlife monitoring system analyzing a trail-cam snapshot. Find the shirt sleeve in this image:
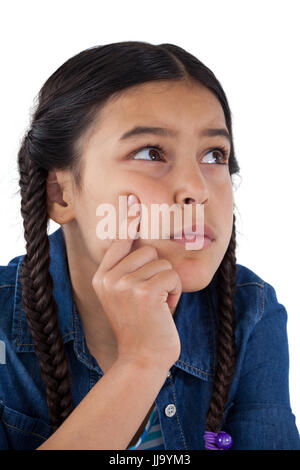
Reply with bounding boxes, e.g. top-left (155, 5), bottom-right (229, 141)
top-left (223, 281), bottom-right (300, 450)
